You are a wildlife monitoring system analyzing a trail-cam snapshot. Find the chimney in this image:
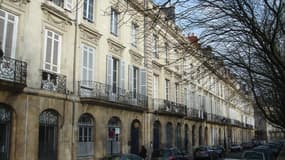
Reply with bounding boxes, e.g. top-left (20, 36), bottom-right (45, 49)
top-left (187, 33), bottom-right (199, 48)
